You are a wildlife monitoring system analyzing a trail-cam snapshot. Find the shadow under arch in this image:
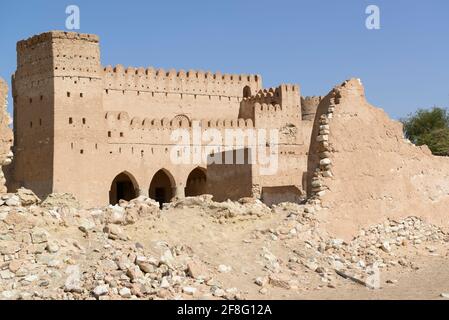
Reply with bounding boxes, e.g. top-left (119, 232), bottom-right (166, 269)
top-left (149, 168), bottom-right (176, 208)
top-left (185, 167), bottom-right (207, 197)
top-left (109, 171), bottom-right (139, 204)
top-left (243, 85), bottom-right (252, 98)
